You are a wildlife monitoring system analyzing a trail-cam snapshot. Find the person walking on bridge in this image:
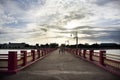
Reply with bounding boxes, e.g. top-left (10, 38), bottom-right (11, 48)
top-left (59, 44), bottom-right (65, 54)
